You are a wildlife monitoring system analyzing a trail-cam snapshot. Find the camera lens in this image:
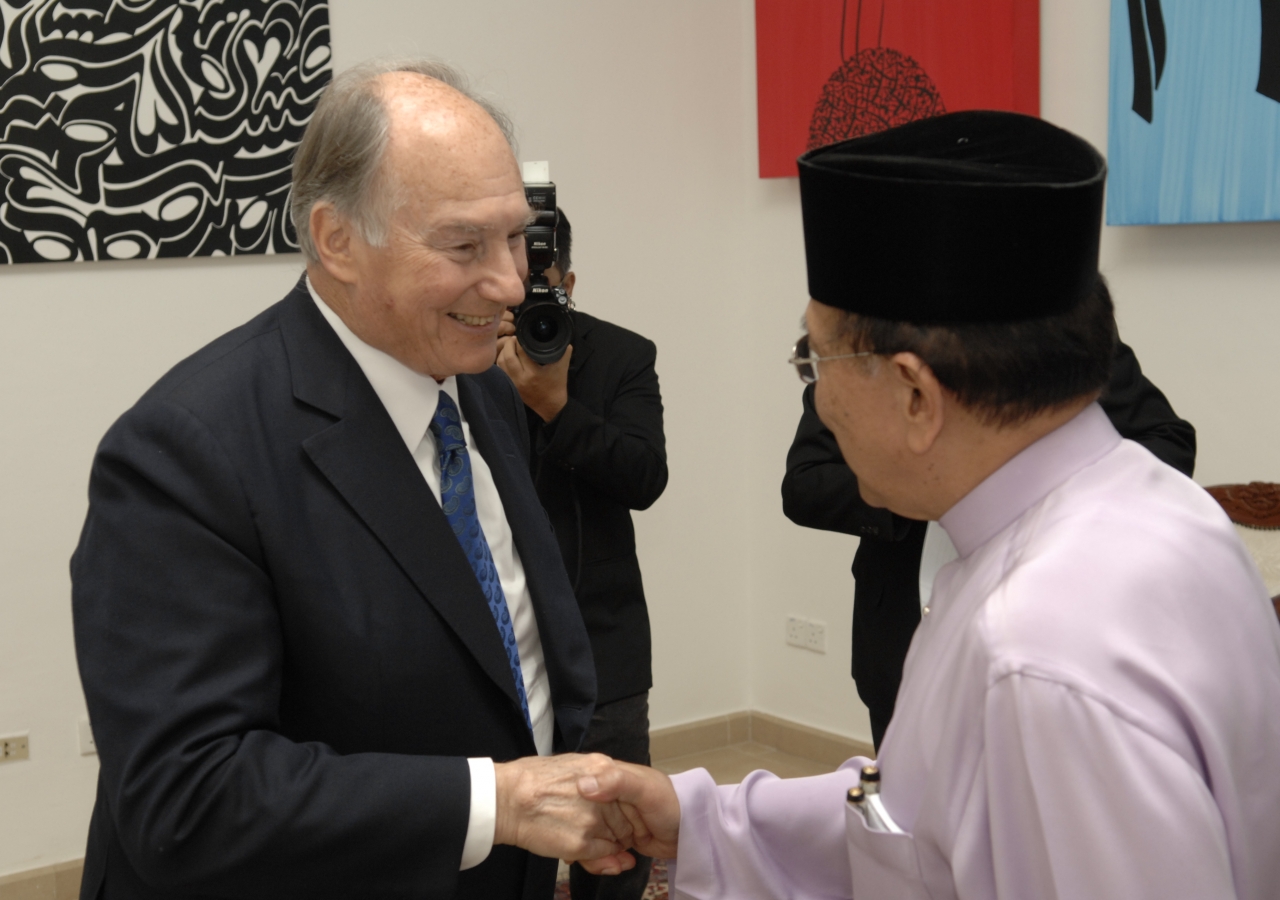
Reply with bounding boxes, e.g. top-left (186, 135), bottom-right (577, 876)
top-left (515, 296), bottom-right (573, 364)
top-left (531, 314), bottom-right (559, 343)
